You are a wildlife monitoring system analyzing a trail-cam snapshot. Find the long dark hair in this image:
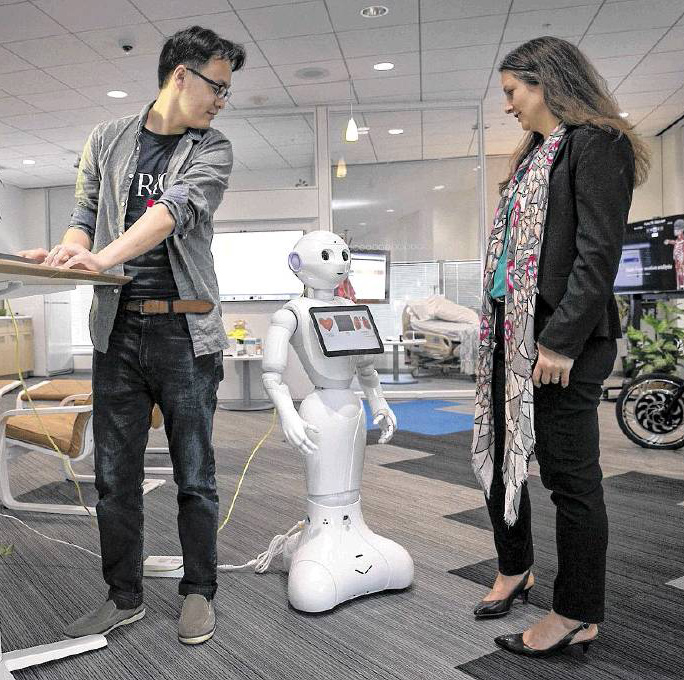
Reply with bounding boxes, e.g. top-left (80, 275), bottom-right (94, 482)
top-left (498, 36), bottom-right (650, 191)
